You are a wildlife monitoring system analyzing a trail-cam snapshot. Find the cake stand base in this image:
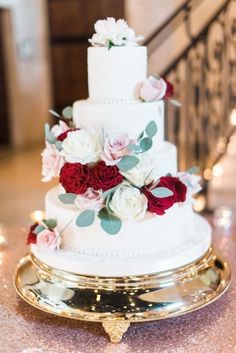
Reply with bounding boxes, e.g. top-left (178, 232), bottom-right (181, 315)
top-left (14, 247), bottom-right (230, 343)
